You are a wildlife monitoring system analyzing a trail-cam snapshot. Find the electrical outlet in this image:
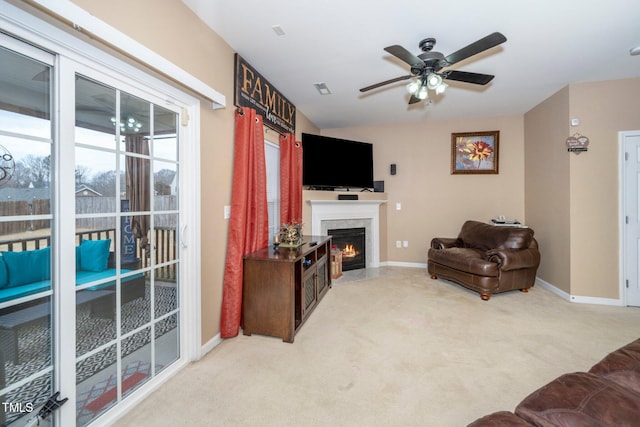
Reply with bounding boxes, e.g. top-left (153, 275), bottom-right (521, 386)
top-left (396, 202), bottom-right (402, 210)
top-left (224, 205), bottom-right (231, 219)
top-left (403, 240), bottom-right (409, 248)
top-left (396, 240), bottom-right (402, 248)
